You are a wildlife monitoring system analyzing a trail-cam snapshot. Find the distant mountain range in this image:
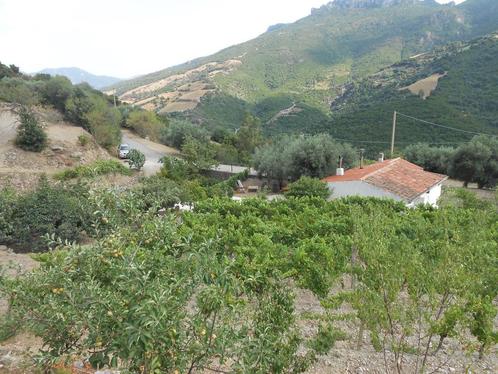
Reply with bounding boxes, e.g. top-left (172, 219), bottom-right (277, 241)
top-left (38, 67), bottom-right (121, 89)
top-left (107, 0), bottom-right (498, 149)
